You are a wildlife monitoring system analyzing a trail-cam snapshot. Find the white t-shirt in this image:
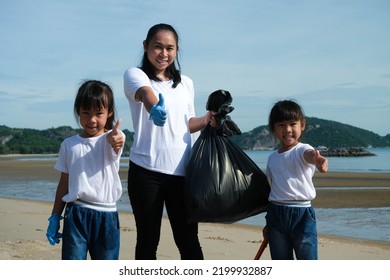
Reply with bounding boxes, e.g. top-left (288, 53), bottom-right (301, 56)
top-left (123, 67), bottom-right (195, 176)
top-left (55, 131), bottom-right (124, 205)
top-left (266, 142), bottom-right (316, 204)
